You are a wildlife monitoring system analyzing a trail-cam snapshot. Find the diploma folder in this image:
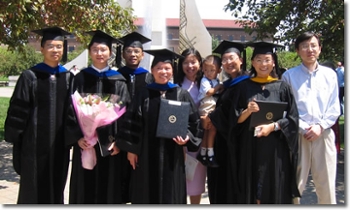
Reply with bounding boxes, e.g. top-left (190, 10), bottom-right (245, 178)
top-left (249, 100), bottom-right (288, 129)
top-left (96, 123), bottom-right (116, 157)
top-left (156, 99), bottom-right (190, 139)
